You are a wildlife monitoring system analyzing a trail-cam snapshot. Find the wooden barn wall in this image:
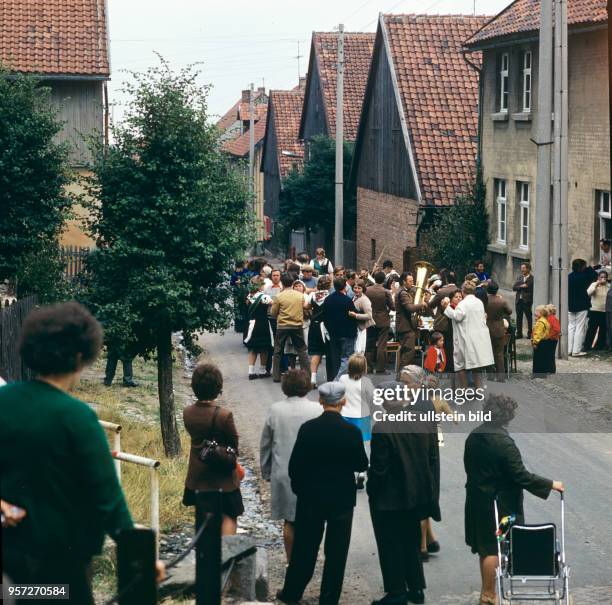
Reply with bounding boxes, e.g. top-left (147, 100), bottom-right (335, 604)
top-left (262, 106), bottom-right (281, 221)
top-left (301, 64), bottom-right (328, 145)
top-left (50, 80), bottom-right (104, 167)
top-left (356, 42), bottom-right (415, 199)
